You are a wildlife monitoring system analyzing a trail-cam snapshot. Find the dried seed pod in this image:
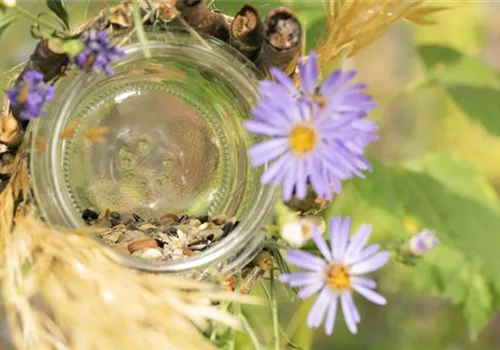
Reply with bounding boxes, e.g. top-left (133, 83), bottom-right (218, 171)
top-left (260, 7), bottom-right (302, 76)
top-left (0, 114), bottom-right (21, 147)
top-left (230, 5), bottom-right (264, 63)
top-left (175, 0), bottom-right (230, 42)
